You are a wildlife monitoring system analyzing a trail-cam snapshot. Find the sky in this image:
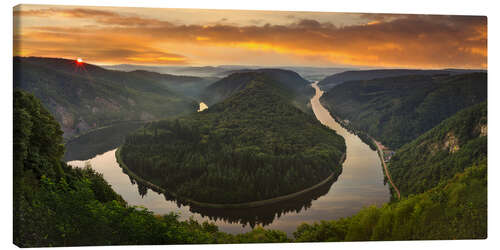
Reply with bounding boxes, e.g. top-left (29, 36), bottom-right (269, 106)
top-left (13, 4), bottom-right (487, 69)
